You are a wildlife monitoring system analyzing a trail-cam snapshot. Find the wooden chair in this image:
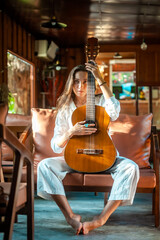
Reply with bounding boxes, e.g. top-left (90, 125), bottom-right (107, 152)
top-left (0, 123), bottom-right (34, 240)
